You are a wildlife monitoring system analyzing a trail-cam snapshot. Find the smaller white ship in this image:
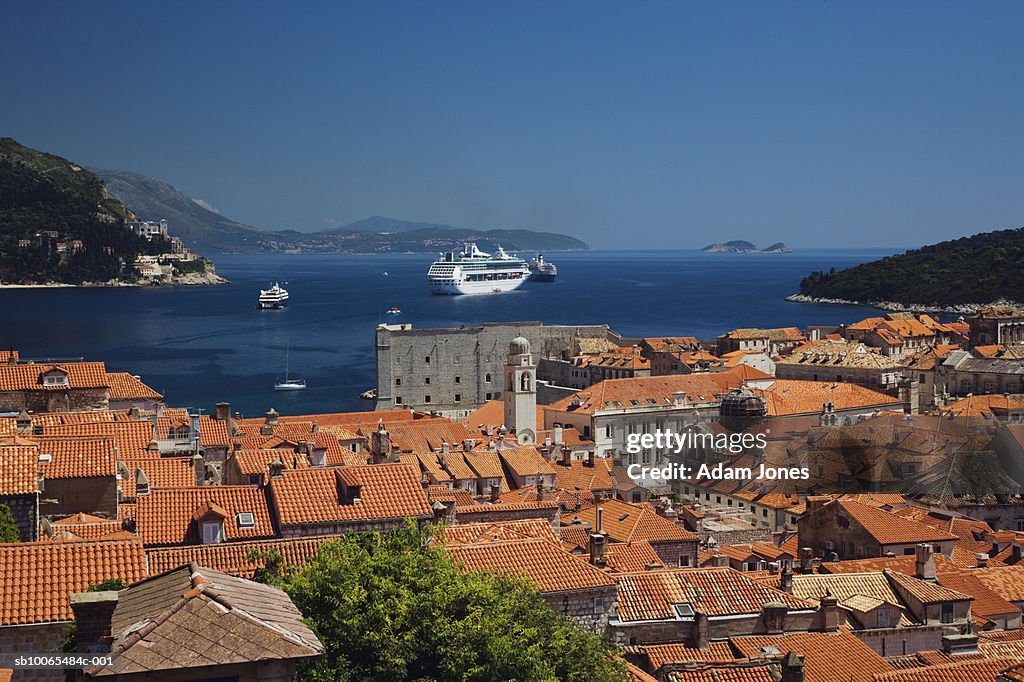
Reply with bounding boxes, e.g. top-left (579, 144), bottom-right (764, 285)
top-left (274, 344), bottom-right (306, 390)
top-left (258, 282), bottom-right (289, 309)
